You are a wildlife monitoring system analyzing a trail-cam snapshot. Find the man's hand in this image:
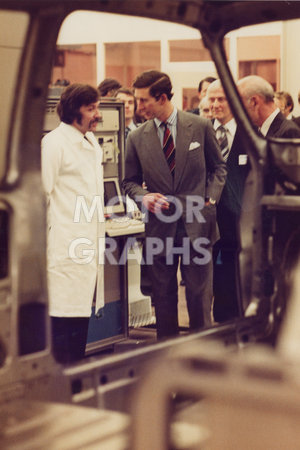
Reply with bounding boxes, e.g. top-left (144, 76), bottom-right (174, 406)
top-left (142, 193), bottom-right (170, 213)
